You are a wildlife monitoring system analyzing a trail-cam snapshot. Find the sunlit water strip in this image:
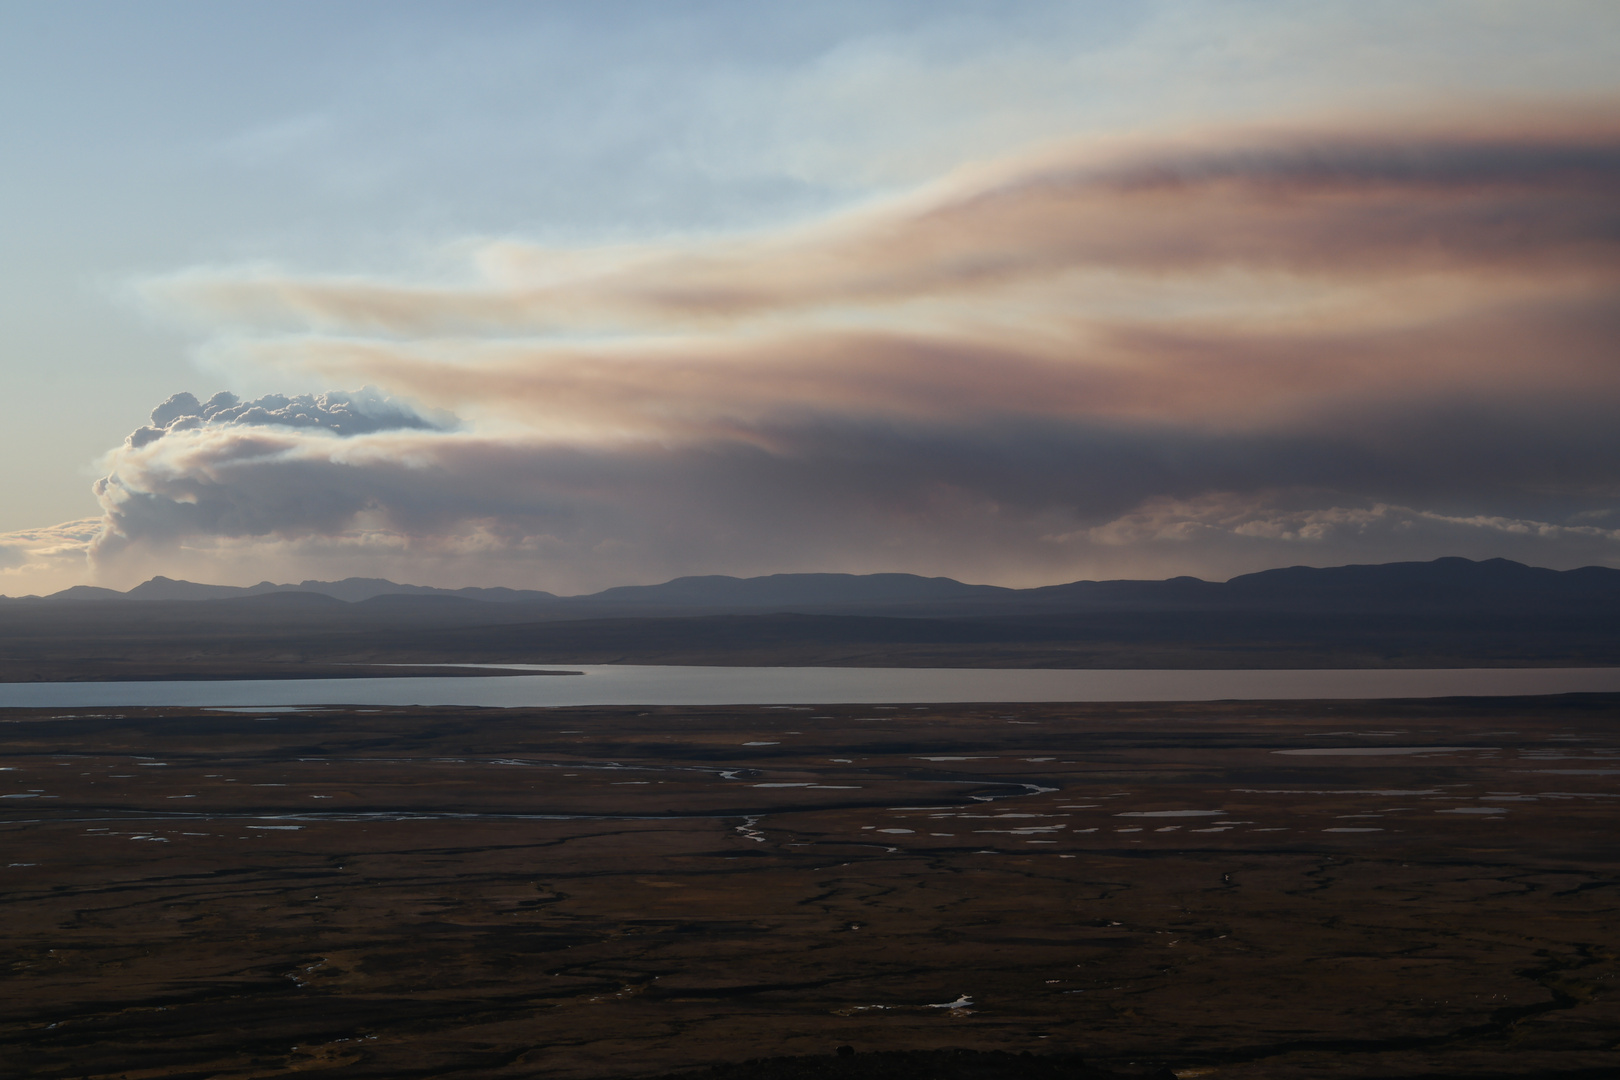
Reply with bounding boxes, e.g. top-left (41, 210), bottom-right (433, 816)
top-left (2, 665), bottom-right (1619, 708)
